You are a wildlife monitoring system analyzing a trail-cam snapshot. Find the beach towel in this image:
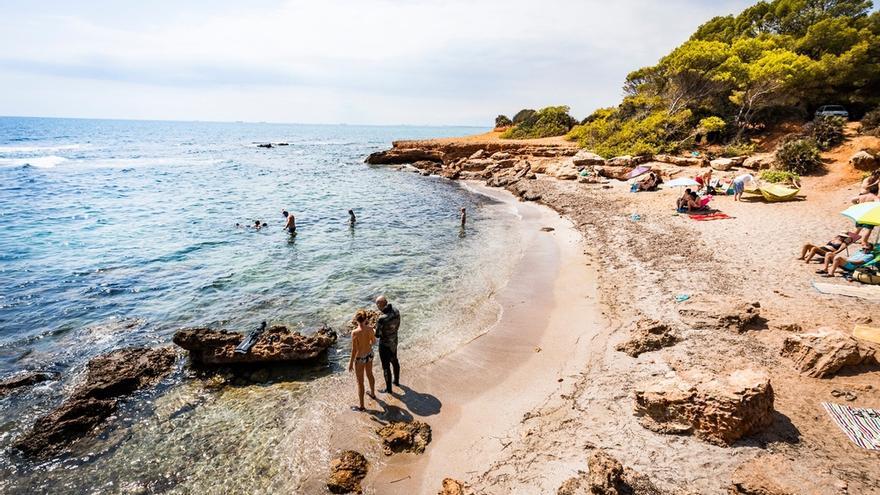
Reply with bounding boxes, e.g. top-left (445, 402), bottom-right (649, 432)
top-left (854, 325), bottom-right (880, 345)
top-left (822, 402), bottom-right (880, 450)
top-left (689, 212), bottom-right (732, 221)
top-left (812, 281), bottom-right (880, 301)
